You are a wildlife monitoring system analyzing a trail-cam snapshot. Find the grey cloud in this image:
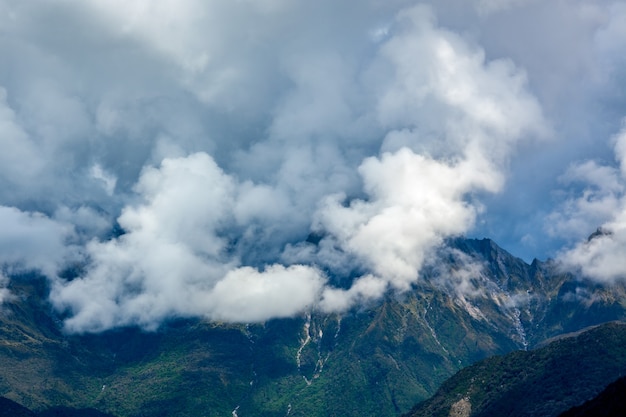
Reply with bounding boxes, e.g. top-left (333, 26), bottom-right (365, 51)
top-left (0, 0), bottom-right (625, 331)
top-left (52, 3), bottom-right (549, 329)
top-left (0, 206), bottom-right (73, 277)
